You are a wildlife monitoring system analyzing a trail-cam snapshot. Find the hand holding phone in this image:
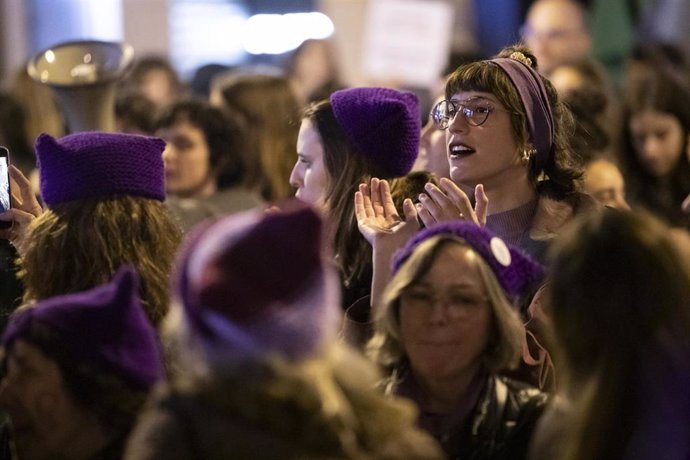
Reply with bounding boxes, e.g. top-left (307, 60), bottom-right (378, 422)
top-left (0, 147), bottom-right (11, 229)
top-left (0, 158), bottom-right (43, 255)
